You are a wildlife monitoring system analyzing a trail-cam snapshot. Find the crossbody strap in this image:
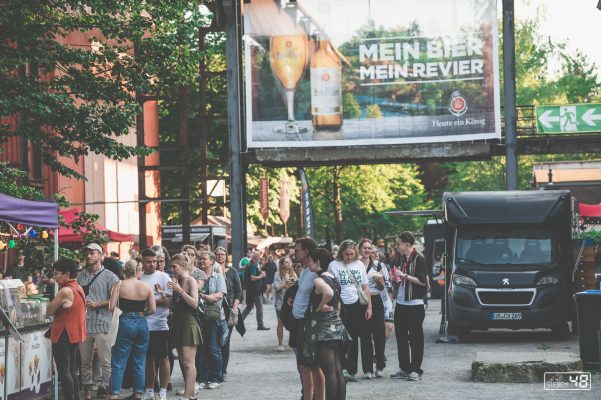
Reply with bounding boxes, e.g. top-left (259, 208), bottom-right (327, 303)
top-left (85, 267), bottom-right (105, 289)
